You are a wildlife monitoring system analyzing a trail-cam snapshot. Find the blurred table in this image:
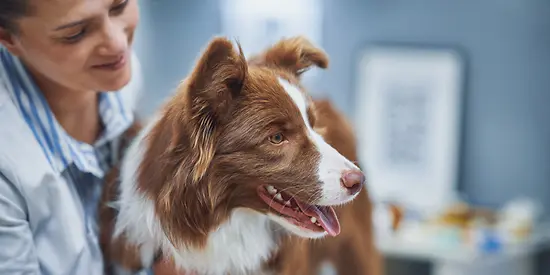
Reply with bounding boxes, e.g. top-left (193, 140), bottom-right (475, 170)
top-left (376, 223), bottom-right (550, 275)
